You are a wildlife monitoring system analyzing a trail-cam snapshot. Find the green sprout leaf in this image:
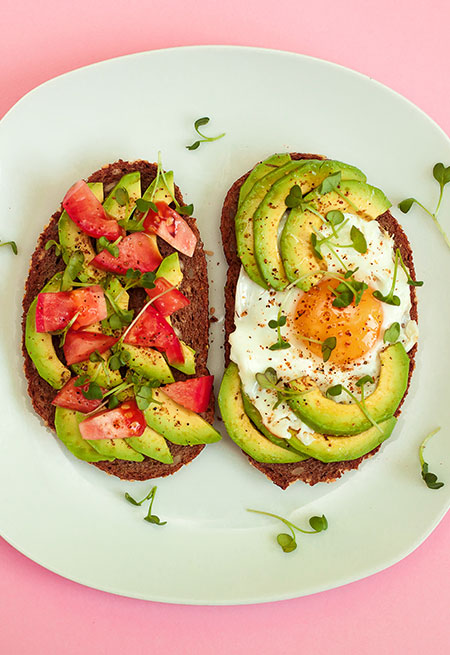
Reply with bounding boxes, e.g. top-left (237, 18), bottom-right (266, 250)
top-left (326, 210), bottom-right (345, 227)
top-left (419, 427), bottom-right (445, 490)
top-left (384, 322), bottom-right (400, 343)
top-left (326, 384), bottom-right (342, 398)
top-left (98, 236), bottom-right (120, 258)
top-left (317, 171), bottom-right (342, 196)
top-left (309, 515), bottom-right (328, 532)
top-left (350, 225), bottom-right (367, 254)
top-left (125, 486), bottom-right (167, 526)
top-left (268, 309), bottom-right (291, 351)
top-left (310, 233), bottom-right (323, 260)
top-left (0, 240), bottom-right (18, 255)
top-left (81, 381), bottom-right (103, 400)
top-left (44, 240), bottom-right (62, 256)
top-left (74, 374), bottom-right (90, 387)
top-left (178, 204), bottom-right (194, 216)
top-left (432, 162), bottom-right (450, 186)
top-left (285, 184), bottom-right (304, 209)
top-left (356, 375), bottom-right (374, 388)
top-left (186, 116), bottom-right (225, 150)
top-left (115, 187), bottom-right (129, 207)
top-left (277, 533), bottom-right (297, 552)
top-left (89, 350), bottom-right (104, 364)
top-left (61, 251), bottom-right (84, 291)
top-left (108, 395), bottom-right (120, 409)
top-left (398, 198), bottom-right (416, 213)
top-left (321, 336), bottom-right (337, 362)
